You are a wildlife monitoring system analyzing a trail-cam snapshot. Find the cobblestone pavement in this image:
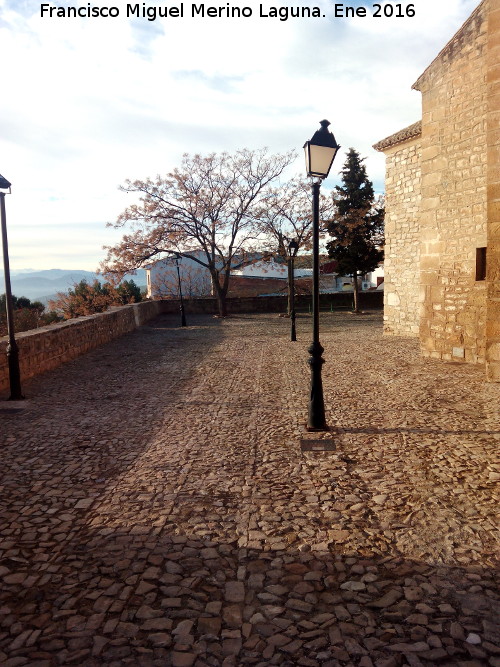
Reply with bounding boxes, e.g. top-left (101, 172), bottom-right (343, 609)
top-left (0, 311), bottom-right (499, 667)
